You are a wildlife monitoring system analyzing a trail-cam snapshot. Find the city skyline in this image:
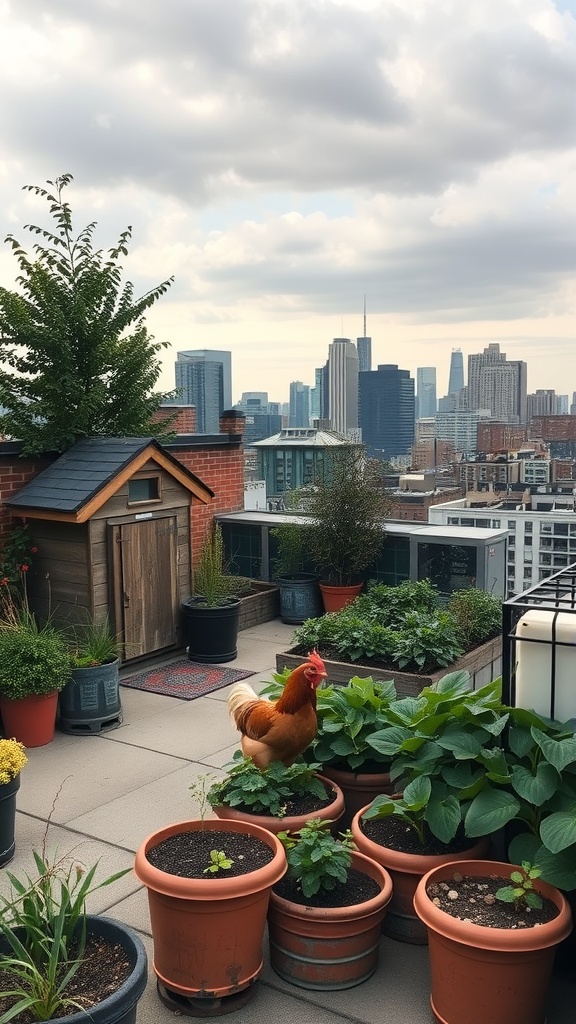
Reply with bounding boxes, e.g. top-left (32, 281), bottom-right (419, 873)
top-left (1, 1), bottom-right (576, 401)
